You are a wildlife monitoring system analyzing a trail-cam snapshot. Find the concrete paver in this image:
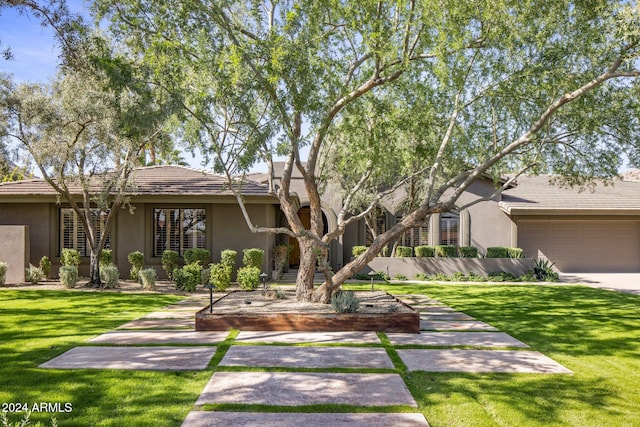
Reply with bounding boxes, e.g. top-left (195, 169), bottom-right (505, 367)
top-left (419, 312), bottom-right (476, 321)
top-left (398, 349), bottom-right (572, 374)
top-left (142, 311), bottom-right (195, 319)
top-left (220, 345), bottom-right (394, 369)
top-left (89, 330), bottom-right (228, 344)
top-left (387, 332), bottom-right (528, 348)
top-left (116, 318), bottom-right (194, 329)
top-left (420, 320), bottom-right (498, 331)
top-left (234, 331), bottom-right (381, 344)
top-left (182, 412), bottom-right (429, 426)
top-left (195, 372), bottom-right (418, 407)
top-left (39, 346), bottom-right (216, 370)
